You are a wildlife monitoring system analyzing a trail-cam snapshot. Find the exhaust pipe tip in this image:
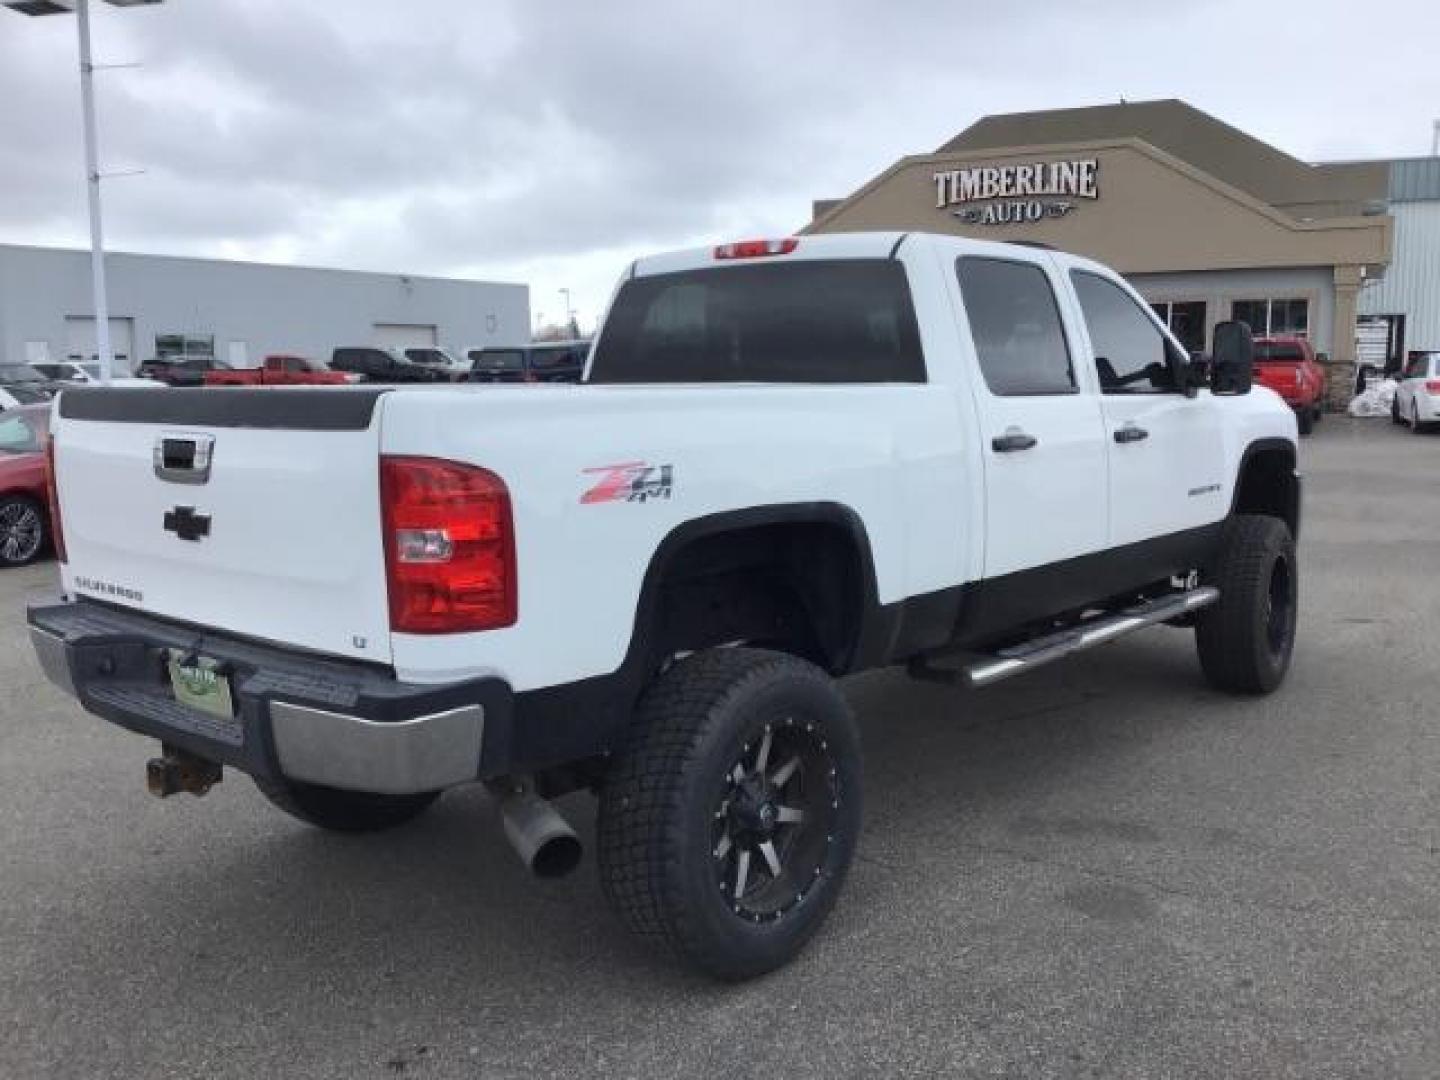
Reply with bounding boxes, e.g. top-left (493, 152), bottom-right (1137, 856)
top-left (494, 784), bottom-right (583, 878)
top-left (527, 831), bottom-right (583, 879)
